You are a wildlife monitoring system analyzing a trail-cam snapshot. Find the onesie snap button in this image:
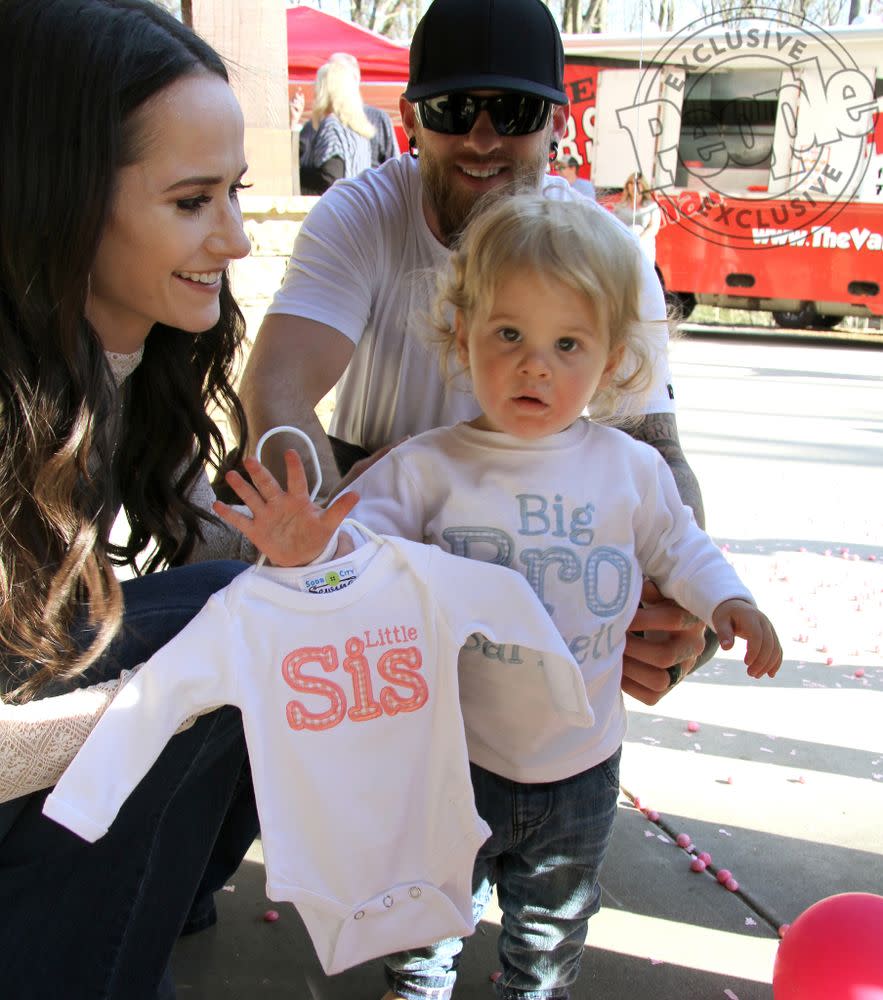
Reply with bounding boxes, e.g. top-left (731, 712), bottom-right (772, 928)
top-left (354, 910), bottom-right (365, 920)
top-left (383, 895), bottom-right (394, 908)
top-left (409, 886), bottom-right (422, 898)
